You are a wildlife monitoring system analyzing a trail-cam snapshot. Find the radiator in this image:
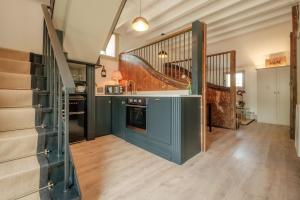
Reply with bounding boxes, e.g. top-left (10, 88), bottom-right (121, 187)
top-left (296, 105), bottom-right (300, 157)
